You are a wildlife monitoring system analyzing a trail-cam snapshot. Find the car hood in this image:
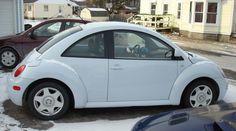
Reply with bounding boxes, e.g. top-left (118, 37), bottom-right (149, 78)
top-left (0, 34), bottom-right (20, 41)
top-left (187, 52), bottom-right (210, 64)
top-left (133, 103), bottom-right (236, 131)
